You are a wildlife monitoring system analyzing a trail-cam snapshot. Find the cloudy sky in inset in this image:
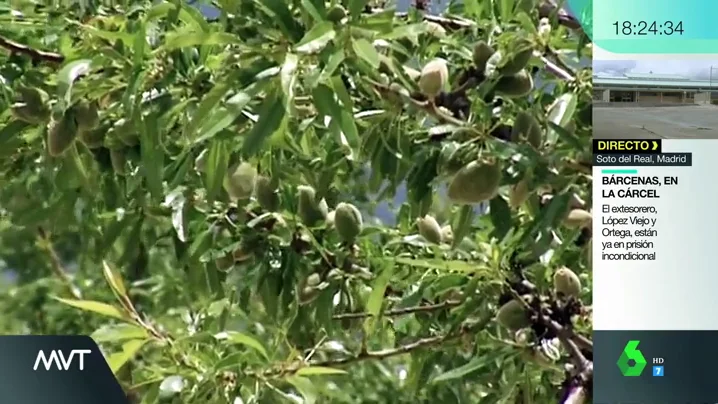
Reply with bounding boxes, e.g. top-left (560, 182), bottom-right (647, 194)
top-left (593, 60), bottom-right (718, 80)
